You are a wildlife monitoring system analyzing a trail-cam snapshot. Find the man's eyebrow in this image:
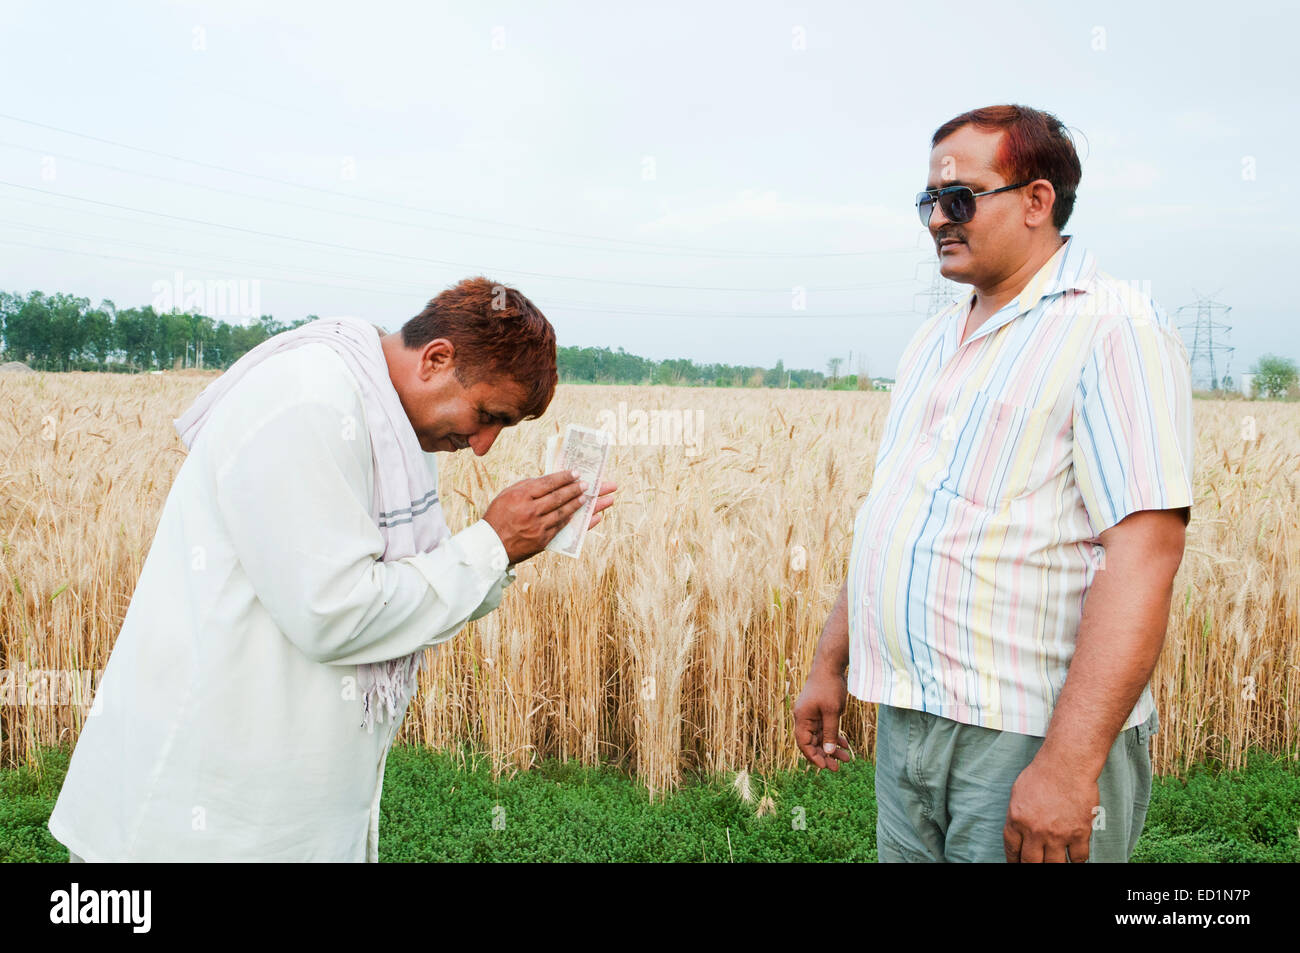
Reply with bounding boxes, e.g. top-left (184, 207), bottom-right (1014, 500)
top-left (924, 178), bottom-right (979, 190)
top-left (485, 405), bottom-right (521, 425)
